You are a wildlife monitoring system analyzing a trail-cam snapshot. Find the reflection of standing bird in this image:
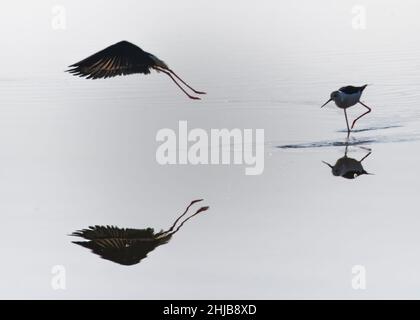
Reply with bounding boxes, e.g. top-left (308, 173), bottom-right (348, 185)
top-left (71, 200), bottom-right (209, 266)
top-left (321, 85), bottom-right (372, 133)
top-left (66, 41), bottom-right (206, 100)
top-left (322, 145), bottom-right (372, 179)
